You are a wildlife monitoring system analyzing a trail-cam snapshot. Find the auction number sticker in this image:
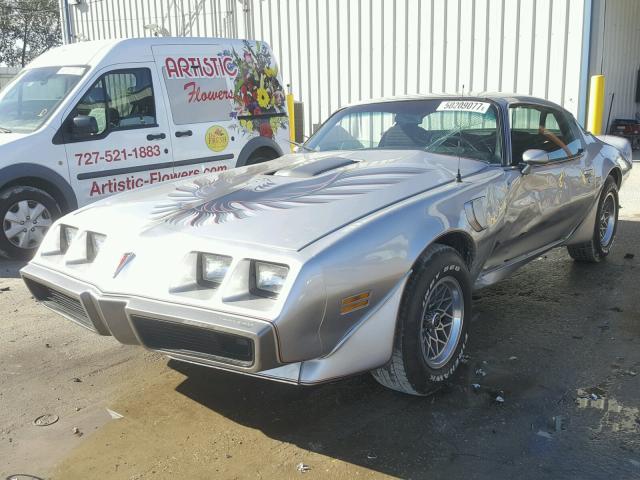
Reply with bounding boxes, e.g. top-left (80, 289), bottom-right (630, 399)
top-left (205, 125), bottom-right (229, 152)
top-left (436, 101), bottom-right (491, 113)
